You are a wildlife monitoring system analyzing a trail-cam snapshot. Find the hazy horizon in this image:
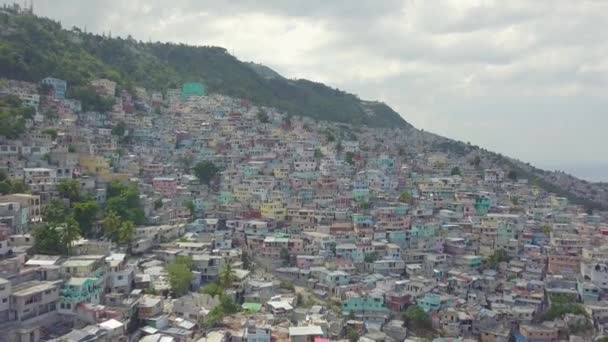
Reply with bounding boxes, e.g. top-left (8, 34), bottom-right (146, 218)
top-left (3, 0), bottom-right (607, 181)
